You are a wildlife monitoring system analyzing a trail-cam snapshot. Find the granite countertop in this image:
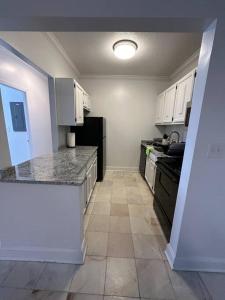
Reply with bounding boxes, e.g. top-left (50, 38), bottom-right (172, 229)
top-left (0, 146), bottom-right (97, 186)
